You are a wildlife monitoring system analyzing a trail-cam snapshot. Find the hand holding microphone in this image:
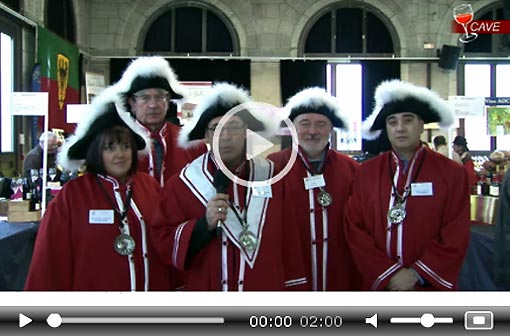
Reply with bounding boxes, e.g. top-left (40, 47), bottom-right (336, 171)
top-left (206, 170), bottom-right (231, 231)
